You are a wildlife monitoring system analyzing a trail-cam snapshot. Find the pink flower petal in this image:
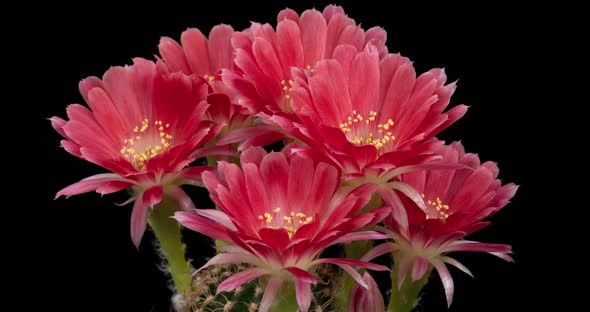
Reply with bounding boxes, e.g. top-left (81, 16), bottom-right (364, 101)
top-left (130, 195), bottom-right (149, 248)
top-left (195, 252), bottom-right (259, 274)
top-left (174, 211), bottom-right (232, 242)
top-left (208, 24), bottom-right (235, 73)
top-left (195, 209), bottom-right (237, 231)
top-left (431, 258), bottom-right (455, 307)
top-left (158, 37), bottom-right (191, 74)
top-left (411, 256), bottom-right (429, 281)
top-left (142, 185), bottom-right (163, 208)
top-left (276, 19), bottom-right (304, 73)
top-left (217, 267), bottom-right (268, 293)
top-left (299, 9), bottom-right (327, 66)
top-left (180, 28), bottom-right (210, 75)
top-left (55, 173), bottom-right (132, 199)
top-left (259, 277), bottom-right (282, 312)
top-left (440, 256), bottom-right (473, 277)
top-left (284, 266), bottom-right (317, 284)
top-left (294, 275), bottom-right (313, 312)
top-left (166, 185), bottom-right (197, 212)
top-left (331, 231), bottom-right (390, 245)
top-left (361, 242), bottom-right (398, 262)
